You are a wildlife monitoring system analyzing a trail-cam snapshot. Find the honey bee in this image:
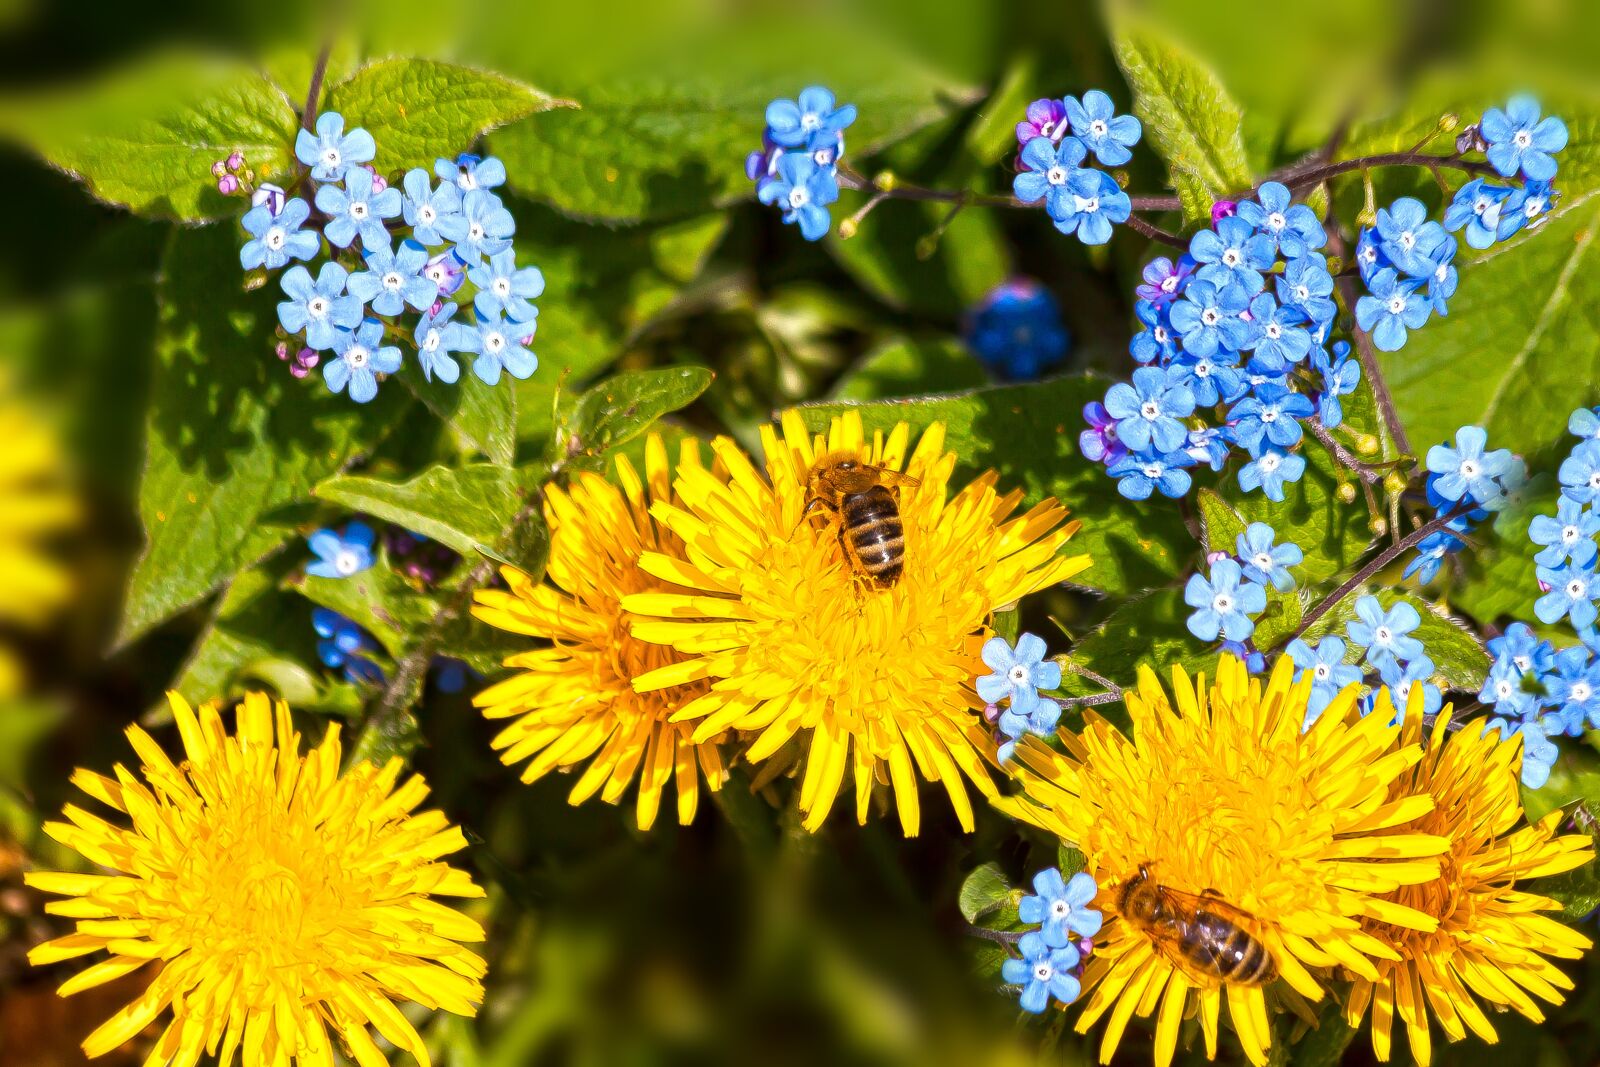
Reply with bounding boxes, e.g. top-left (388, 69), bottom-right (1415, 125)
top-left (802, 452), bottom-right (920, 586)
top-left (1117, 864), bottom-right (1277, 985)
